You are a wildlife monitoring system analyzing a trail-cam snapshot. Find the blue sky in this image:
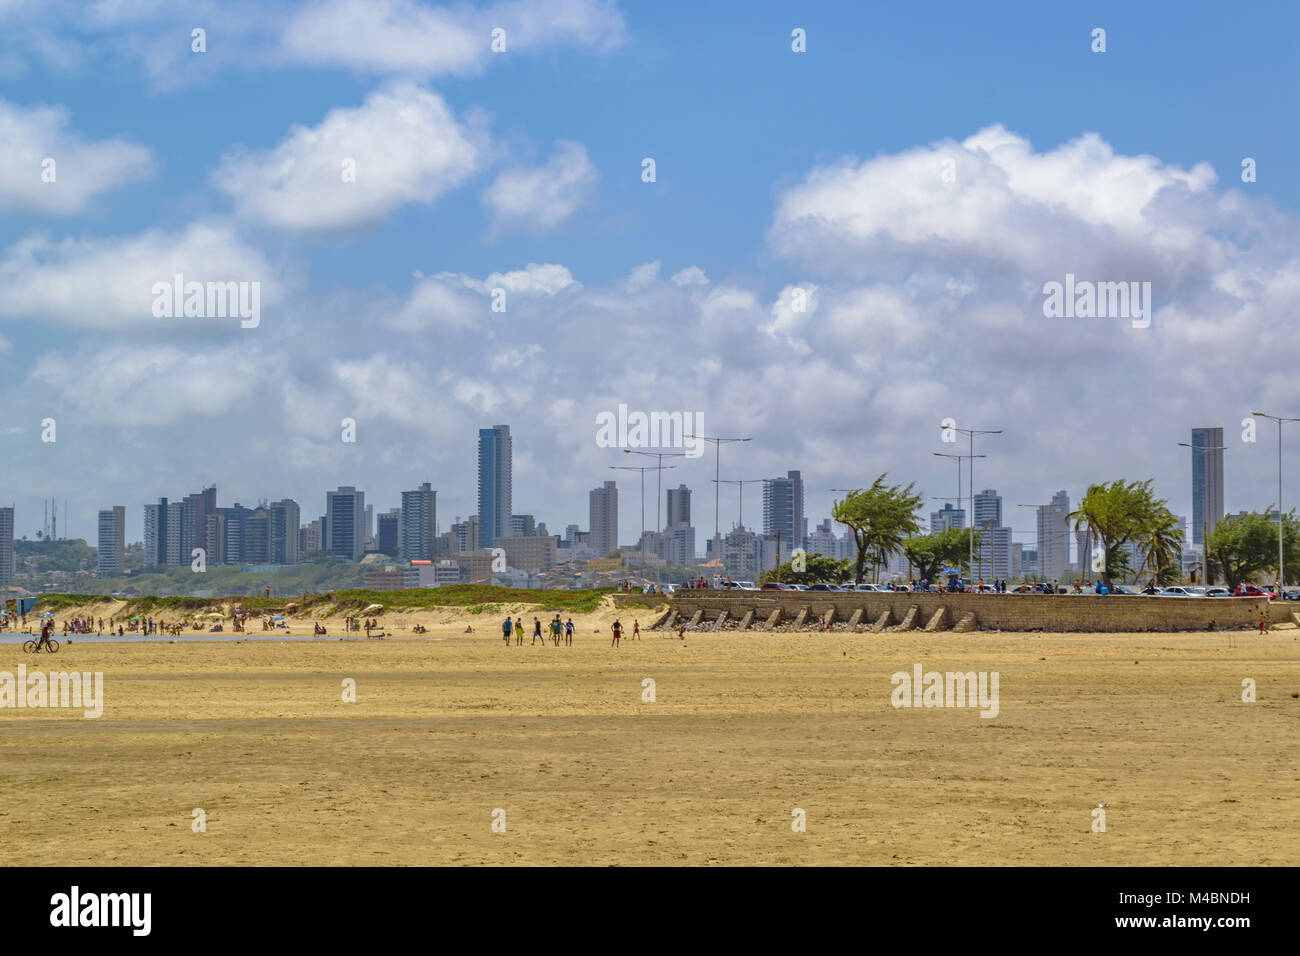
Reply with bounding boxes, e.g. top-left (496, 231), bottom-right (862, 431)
top-left (1, 0), bottom-right (1297, 552)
